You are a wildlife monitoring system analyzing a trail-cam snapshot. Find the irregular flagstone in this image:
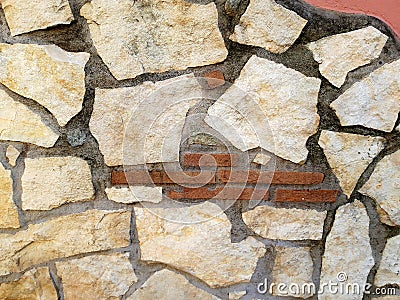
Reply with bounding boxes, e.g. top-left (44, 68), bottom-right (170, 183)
top-left (21, 156), bottom-right (94, 211)
top-left (80, 0), bottom-right (227, 80)
top-left (0, 267), bottom-right (57, 300)
top-left (375, 235), bottom-right (400, 287)
top-left (56, 253), bottom-right (137, 300)
top-left (205, 56), bottom-right (321, 164)
top-left (252, 153), bottom-right (271, 165)
top-left (242, 205), bottom-right (326, 240)
top-left (0, 162), bottom-right (19, 229)
top-left (0, 43), bottom-right (89, 126)
top-left (90, 74), bottom-right (202, 166)
top-left (0, 209), bottom-right (130, 276)
top-left (307, 26), bottom-right (388, 88)
top-left (318, 131), bottom-right (385, 197)
top-left (330, 59), bottom-right (400, 132)
top-left (6, 145), bottom-right (20, 167)
top-left (0, 89), bottom-right (59, 148)
top-left (134, 201), bottom-right (266, 288)
top-left (105, 186), bottom-right (162, 204)
top-left (320, 200), bottom-right (374, 300)
top-left (359, 150), bottom-right (400, 226)
top-left (230, 0), bottom-right (307, 53)
top-left (0, 0), bottom-right (74, 36)
top-left (229, 291), bottom-right (247, 299)
top-left (127, 269), bottom-right (220, 300)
